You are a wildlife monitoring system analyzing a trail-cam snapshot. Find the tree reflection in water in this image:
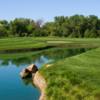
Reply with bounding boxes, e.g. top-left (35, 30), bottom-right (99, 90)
top-left (0, 48), bottom-right (92, 67)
